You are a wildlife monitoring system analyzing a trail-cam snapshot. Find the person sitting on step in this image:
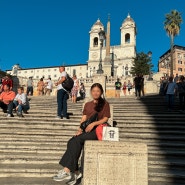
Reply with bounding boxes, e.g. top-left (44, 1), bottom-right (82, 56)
top-left (52, 83), bottom-right (111, 185)
top-left (13, 87), bottom-right (30, 117)
top-left (0, 84), bottom-right (16, 117)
